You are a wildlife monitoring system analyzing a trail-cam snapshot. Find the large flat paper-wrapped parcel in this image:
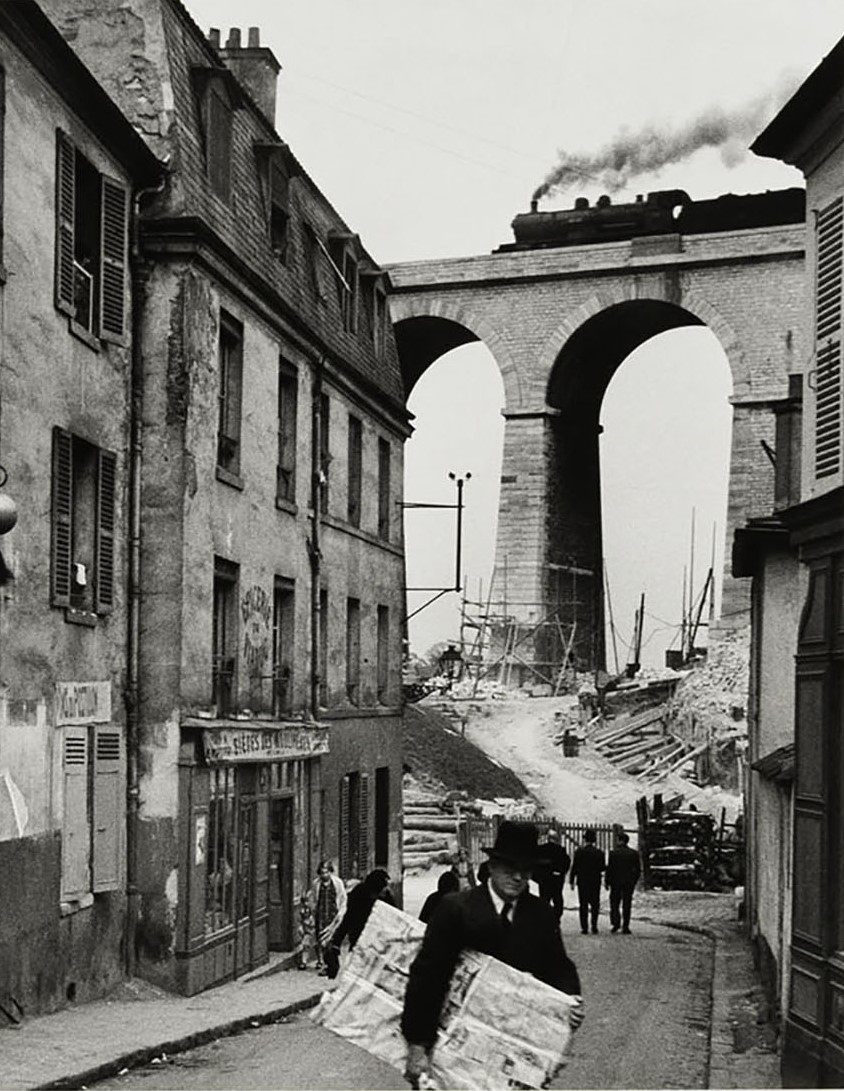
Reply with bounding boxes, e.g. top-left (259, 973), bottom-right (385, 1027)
top-left (312, 900), bottom-right (575, 1090)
